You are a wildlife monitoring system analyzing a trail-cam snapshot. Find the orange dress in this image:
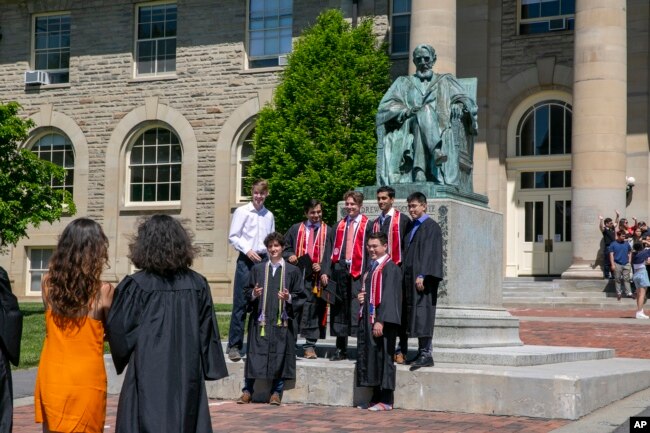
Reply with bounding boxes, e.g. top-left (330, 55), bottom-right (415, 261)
top-left (34, 310), bottom-right (107, 433)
